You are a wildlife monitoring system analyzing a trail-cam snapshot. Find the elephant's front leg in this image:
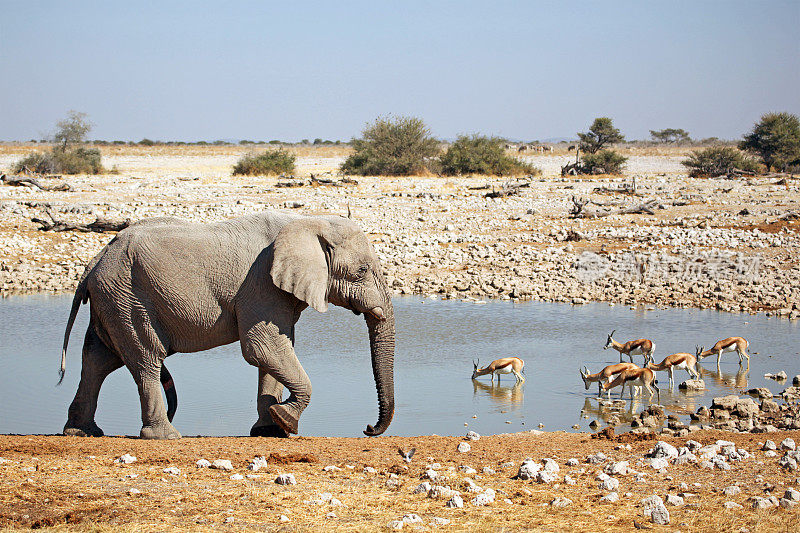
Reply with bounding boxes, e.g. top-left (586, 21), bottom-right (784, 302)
top-left (240, 321), bottom-right (311, 435)
top-left (250, 369), bottom-right (288, 437)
